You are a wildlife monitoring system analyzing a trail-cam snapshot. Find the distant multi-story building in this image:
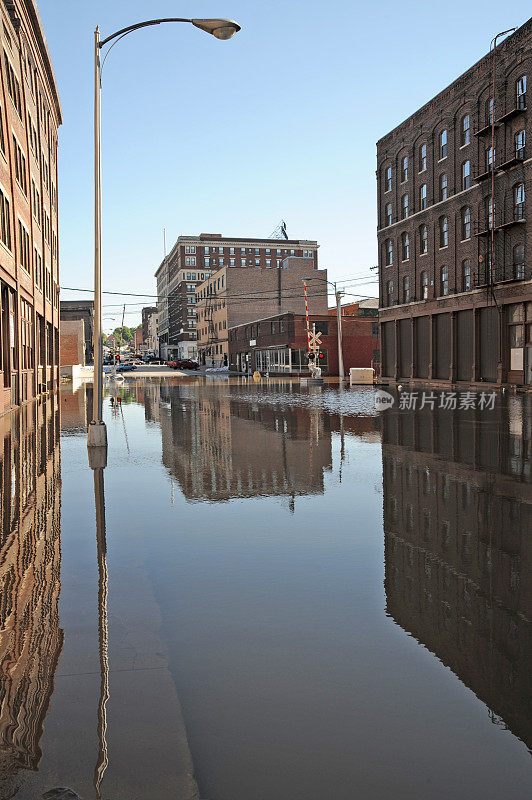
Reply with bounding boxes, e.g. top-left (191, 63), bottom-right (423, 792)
top-left (155, 233), bottom-right (319, 361)
top-left (141, 305), bottom-right (157, 348)
top-left (377, 20), bottom-right (532, 388)
top-left (196, 255), bottom-right (324, 366)
top-left (0, 1), bottom-right (61, 415)
top-left (60, 300), bottom-right (94, 363)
